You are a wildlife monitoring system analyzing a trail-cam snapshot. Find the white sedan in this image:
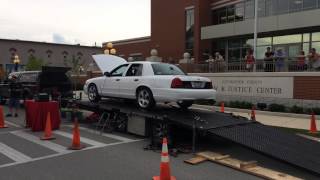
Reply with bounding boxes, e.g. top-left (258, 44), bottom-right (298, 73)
top-left (84, 55), bottom-right (216, 109)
